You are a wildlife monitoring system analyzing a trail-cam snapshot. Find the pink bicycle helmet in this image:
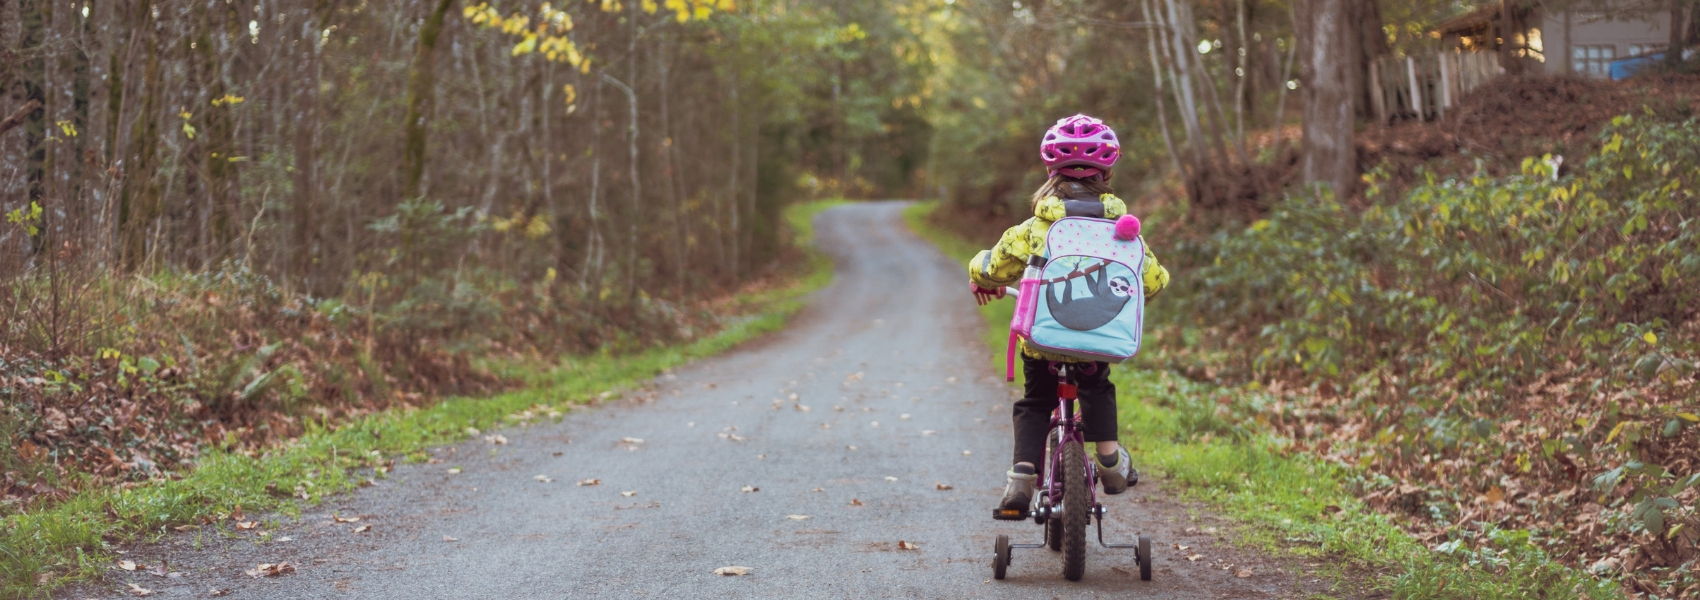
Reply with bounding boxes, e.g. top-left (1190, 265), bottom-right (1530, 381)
top-left (1040, 114), bottom-right (1120, 180)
